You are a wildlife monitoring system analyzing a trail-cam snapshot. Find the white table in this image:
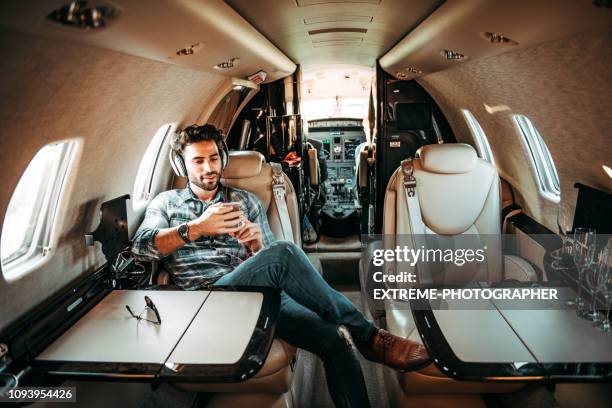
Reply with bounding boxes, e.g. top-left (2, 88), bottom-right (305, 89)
top-left (413, 287), bottom-right (612, 380)
top-left (35, 287), bottom-right (277, 382)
